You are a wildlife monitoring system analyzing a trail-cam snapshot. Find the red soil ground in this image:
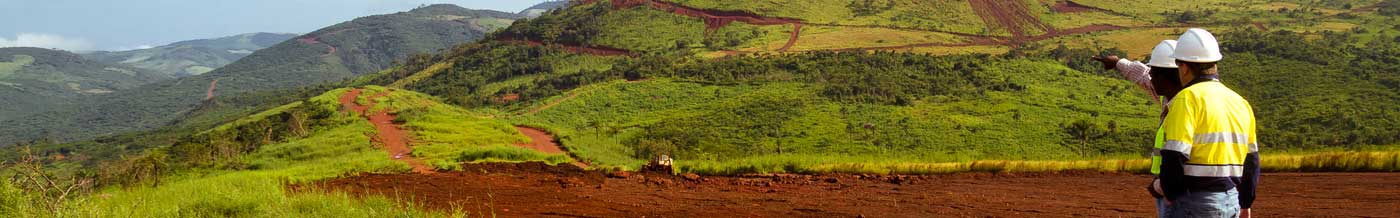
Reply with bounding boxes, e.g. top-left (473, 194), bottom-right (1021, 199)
top-left (513, 127), bottom-right (566, 154)
top-left (338, 88), bottom-right (434, 174)
top-left (969, 0), bottom-right (1054, 39)
top-left (305, 162), bottom-right (1400, 217)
